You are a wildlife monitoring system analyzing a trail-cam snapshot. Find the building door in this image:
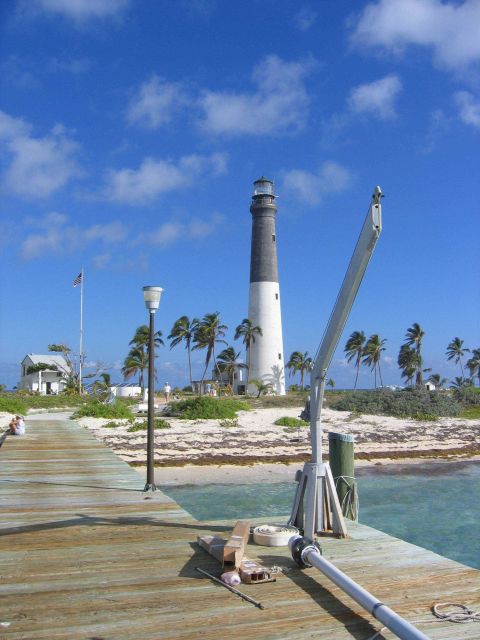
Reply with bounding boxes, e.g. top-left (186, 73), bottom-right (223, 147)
top-left (46, 382), bottom-right (52, 395)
